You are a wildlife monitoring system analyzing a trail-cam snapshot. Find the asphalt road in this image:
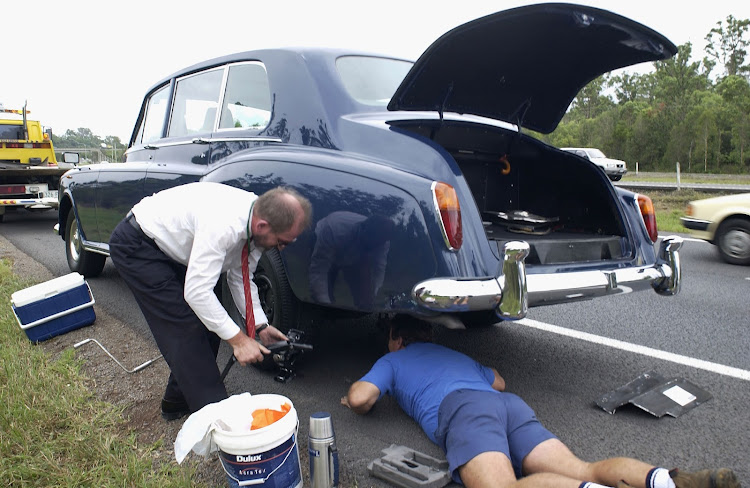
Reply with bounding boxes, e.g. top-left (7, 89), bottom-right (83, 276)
top-left (2, 209), bottom-right (749, 484)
